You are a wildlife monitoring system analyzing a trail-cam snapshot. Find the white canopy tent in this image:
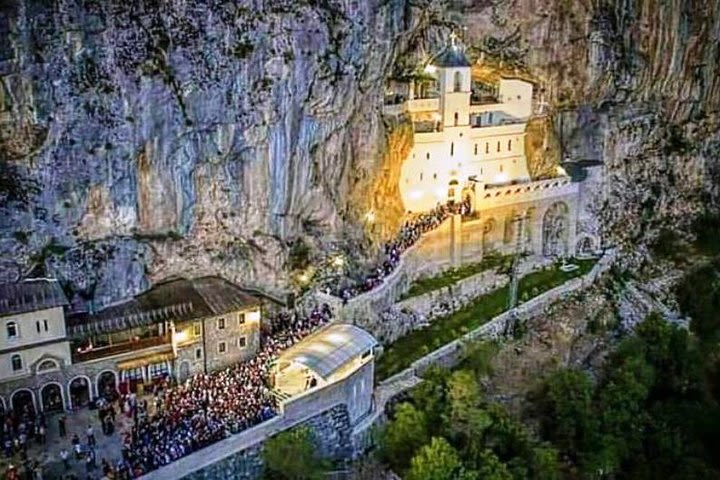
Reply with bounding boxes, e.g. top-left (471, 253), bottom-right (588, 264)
top-left (273, 324), bottom-right (378, 397)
